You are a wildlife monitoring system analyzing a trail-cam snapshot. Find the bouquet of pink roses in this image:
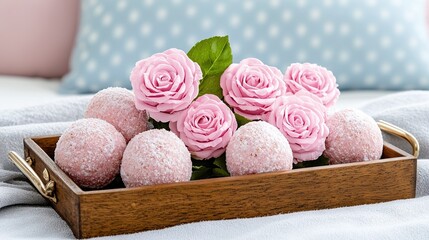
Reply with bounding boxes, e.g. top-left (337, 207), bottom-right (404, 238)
top-left (130, 36), bottom-right (340, 179)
